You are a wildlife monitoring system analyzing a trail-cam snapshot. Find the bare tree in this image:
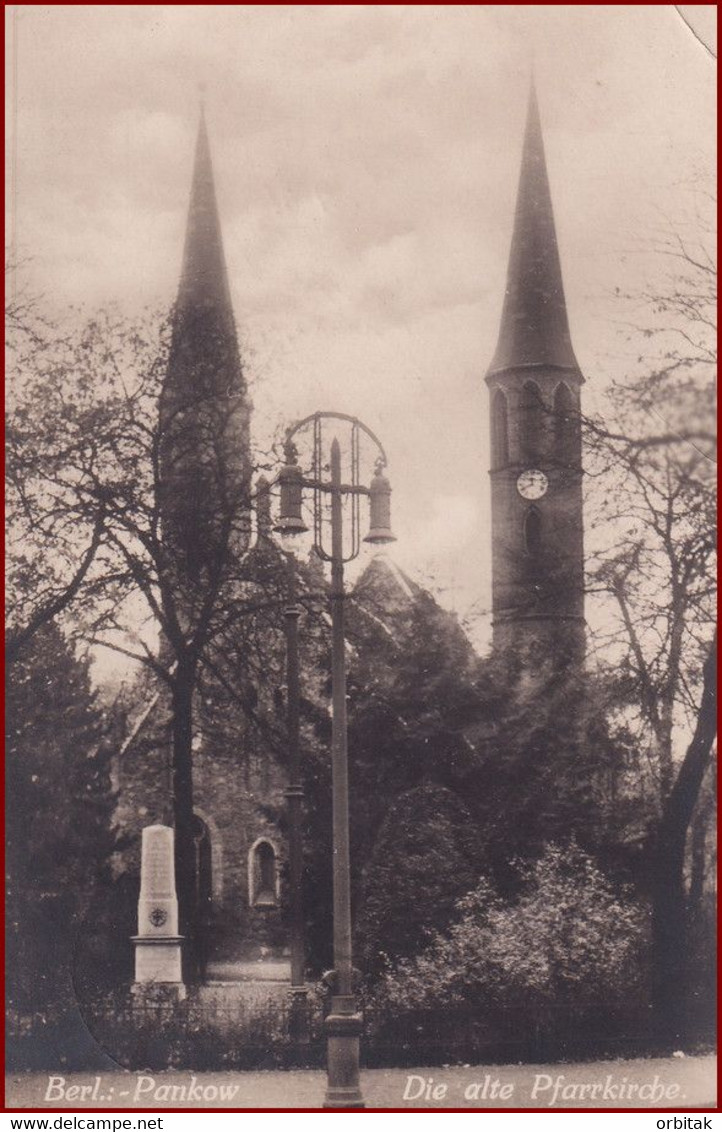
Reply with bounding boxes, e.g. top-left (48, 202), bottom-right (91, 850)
top-left (584, 207), bottom-right (717, 1041)
top-left (6, 288), bottom-right (293, 979)
top-left (6, 278), bottom-right (116, 661)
